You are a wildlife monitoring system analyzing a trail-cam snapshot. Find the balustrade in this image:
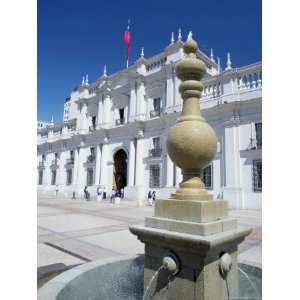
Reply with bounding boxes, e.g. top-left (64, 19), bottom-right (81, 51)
top-left (146, 57), bottom-right (167, 72)
top-left (149, 148), bottom-right (162, 157)
top-left (237, 64), bottom-right (262, 90)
